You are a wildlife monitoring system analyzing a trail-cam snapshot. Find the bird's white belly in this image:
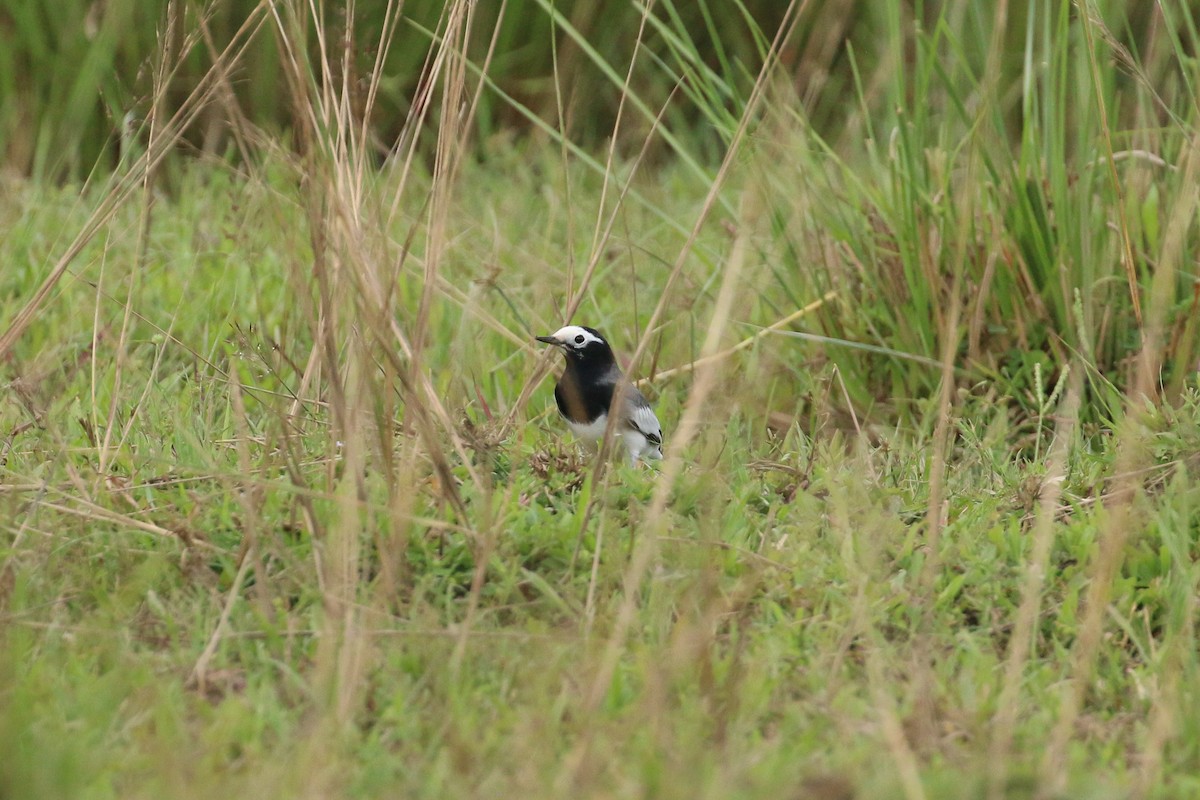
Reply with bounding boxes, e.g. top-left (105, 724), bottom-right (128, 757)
top-left (565, 413), bottom-right (662, 463)
top-left (566, 414), bottom-right (610, 444)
